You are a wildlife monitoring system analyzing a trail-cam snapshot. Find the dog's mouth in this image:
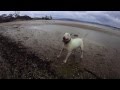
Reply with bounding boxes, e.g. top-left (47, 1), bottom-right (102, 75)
top-left (62, 38), bottom-right (71, 44)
